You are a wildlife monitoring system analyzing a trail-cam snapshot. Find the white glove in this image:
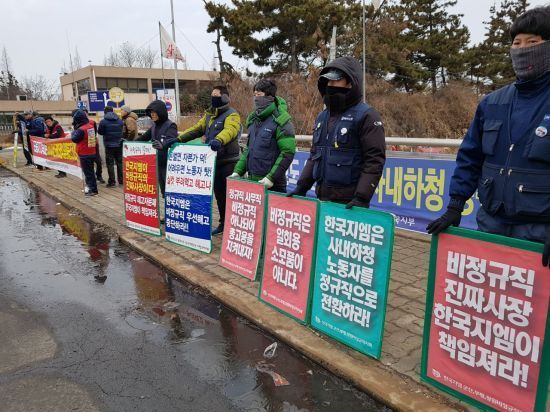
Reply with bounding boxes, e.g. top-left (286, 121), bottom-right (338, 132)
top-left (258, 176), bottom-right (274, 189)
top-left (229, 172), bottom-right (240, 178)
